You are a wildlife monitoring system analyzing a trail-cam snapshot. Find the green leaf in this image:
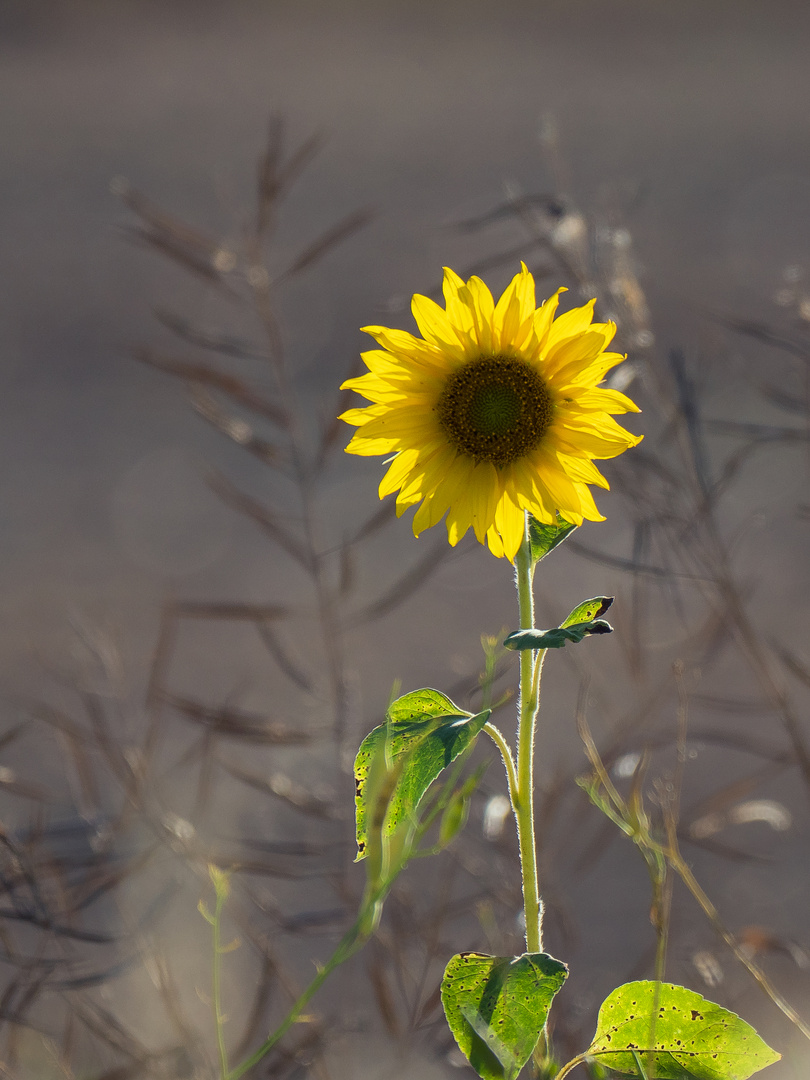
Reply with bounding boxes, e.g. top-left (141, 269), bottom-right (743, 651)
top-left (441, 951), bottom-right (568, 1080)
top-left (386, 687), bottom-right (466, 724)
top-left (439, 787), bottom-right (471, 848)
top-left (503, 620), bottom-right (613, 651)
top-left (354, 689), bottom-right (490, 861)
top-left (587, 981), bottom-right (780, 1080)
top-left (528, 514), bottom-right (578, 565)
top-left (438, 762), bottom-right (486, 849)
top-left (561, 595), bottom-right (613, 628)
top-left (503, 597), bottom-right (614, 651)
